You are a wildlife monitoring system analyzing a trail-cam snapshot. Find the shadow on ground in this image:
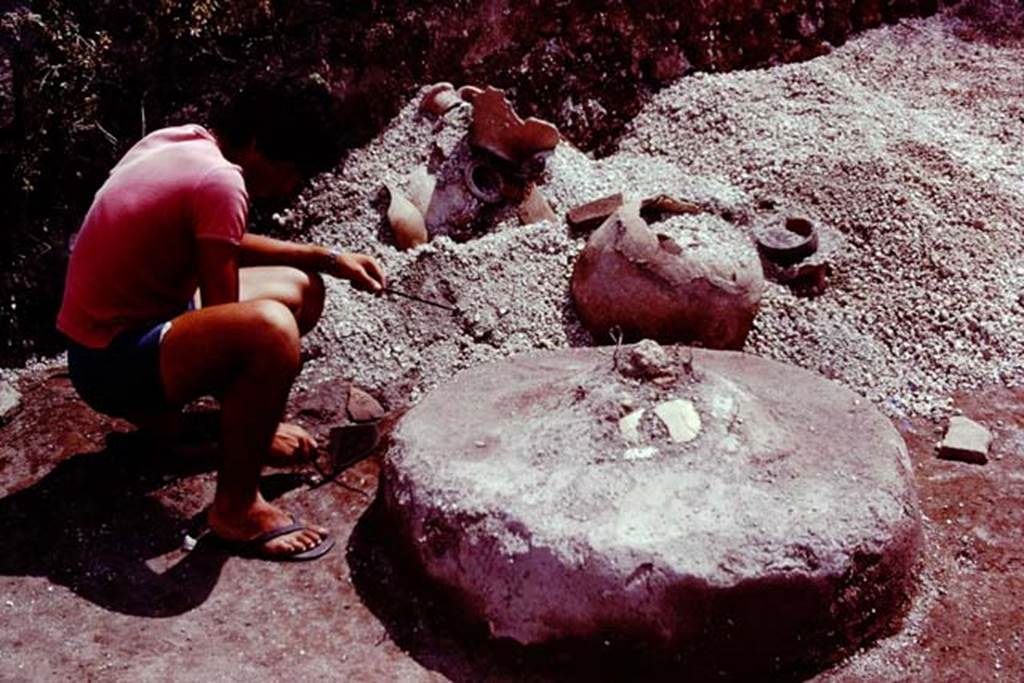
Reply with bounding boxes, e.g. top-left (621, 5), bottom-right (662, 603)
top-left (348, 498), bottom-right (822, 683)
top-left (0, 418), bottom-right (308, 617)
